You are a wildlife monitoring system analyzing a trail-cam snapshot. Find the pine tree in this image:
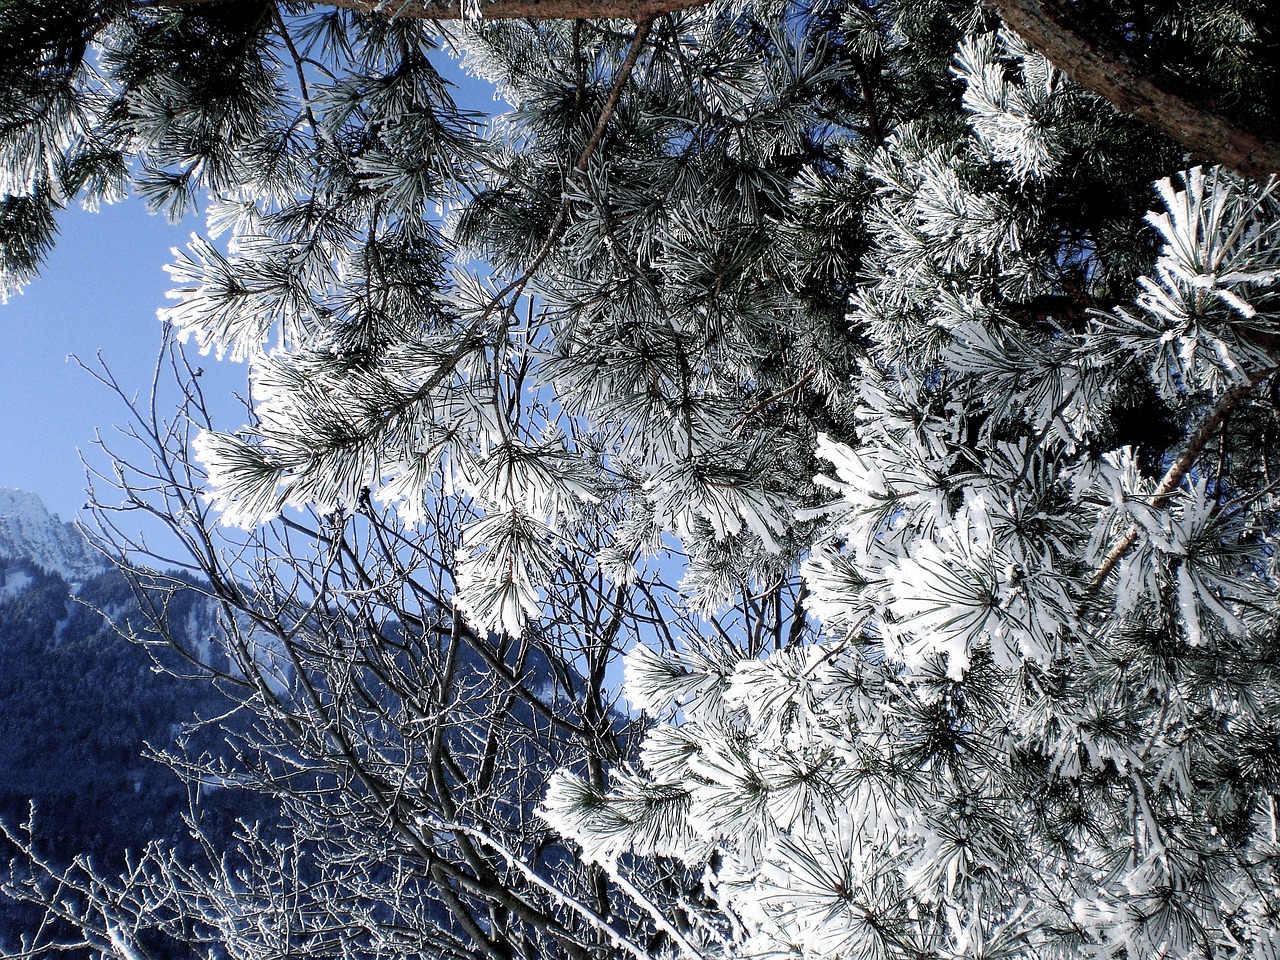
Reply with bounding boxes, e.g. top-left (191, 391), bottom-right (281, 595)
top-left (4, 1), bottom-right (1280, 959)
